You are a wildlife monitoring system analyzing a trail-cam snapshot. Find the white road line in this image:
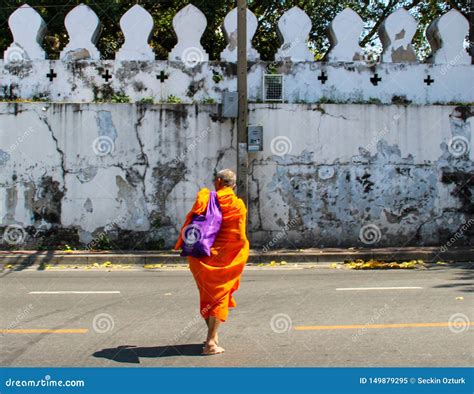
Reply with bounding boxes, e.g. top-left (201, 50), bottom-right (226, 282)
top-left (336, 287), bottom-right (423, 291)
top-left (29, 291), bottom-right (121, 294)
